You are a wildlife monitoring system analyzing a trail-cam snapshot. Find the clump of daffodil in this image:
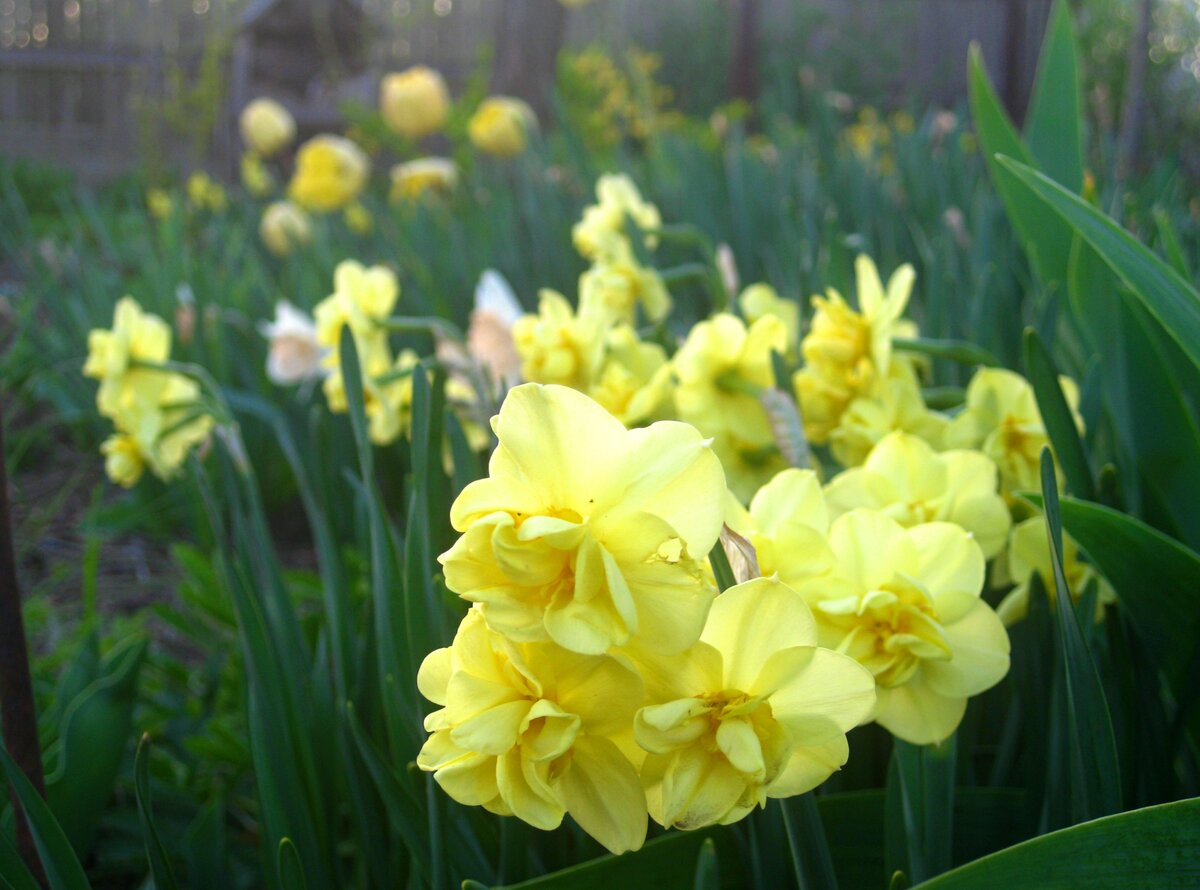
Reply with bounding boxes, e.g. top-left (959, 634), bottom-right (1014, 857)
top-left (792, 255), bottom-right (919, 445)
top-left (417, 609), bottom-right (647, 854)
top-left (239, 97), bottom-right (296, 158)
top-left (186, 171), bottom-right (227, 213)
top-left (469, 97), bottom-right (536, 158)
top-left (577, 238), bottom-right (672, 325)
top-left (259, 201), bottom-right (312, 257)
top-left (439, 383), bottom-right (726, 655)
top-left (379, 66), bottom-right (450, 139)
top-left (587, 324), bottom-right (673, 427)
top-left (389, 157), bottom-right (458, 204)
top-left (996, 516), bottom-right (1115, 625)
top-left (288, 134), bottom-right (370, 213)
top-left (573, 173), bottom-right (661, 261)
top-left (511, 290), bottom-right (606, 391)
top-left (943, 367), bottom-right (1083, 501)
top-left (83, 297), bottom-right (212, 487)
top-left (824, 431), bottom-right (1011, 559)
top-left (793, 510), bottom-right (1010, 745)
top-left (673, 312), bottom-right (789, 501)
top-left (828, 371), bottom-right (947, 468)
top-left (630, 577), bottom-right (876, 830)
